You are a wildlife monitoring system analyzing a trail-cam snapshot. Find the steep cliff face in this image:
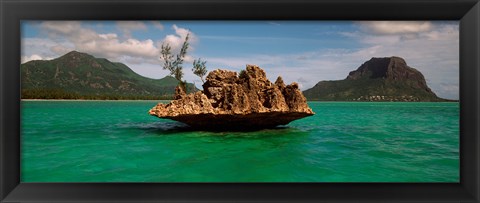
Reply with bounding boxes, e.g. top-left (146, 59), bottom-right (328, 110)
top-left (149, 65), bottom-right (314, 129)
top-left (303, 56), bottom-right (445, 102)
top-left (346, 56), bottom-right (433, 93)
